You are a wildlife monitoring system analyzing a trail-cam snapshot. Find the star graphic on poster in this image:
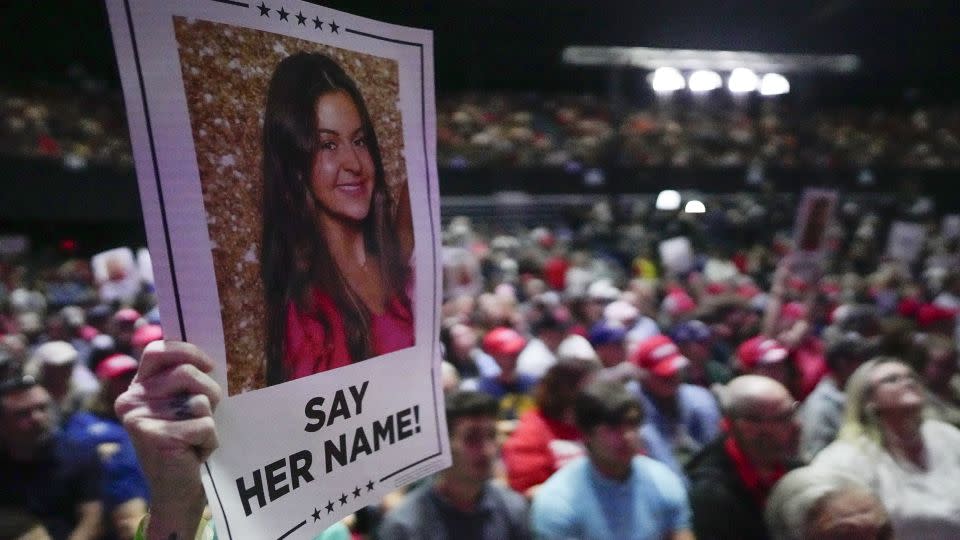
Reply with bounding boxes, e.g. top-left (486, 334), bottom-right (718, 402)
top-left (312, 16), bottom-right (323, 29)
top-left (277, 7), bottom-right (289, 21)
top-left (352, 486), bottom-right (361, 499)
top-left (296, 11), bottom-right (306, 25)
top-left (311, 507), bottom-right (321, 522)
top-left (366, 480), bottom-right (375, 492)
top-left (339, 492), bottom-right (348, 506)
top-left (325, 500), bottom-right (334, 513)
top-left (257, 1), bottom-right (269, 16)
top-left (328, 20), bottom-right (340, 34)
